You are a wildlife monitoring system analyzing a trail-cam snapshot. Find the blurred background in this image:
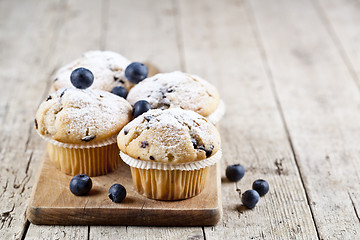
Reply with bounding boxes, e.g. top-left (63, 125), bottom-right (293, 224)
top-left (1, 0), bottom-right (360, 239)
